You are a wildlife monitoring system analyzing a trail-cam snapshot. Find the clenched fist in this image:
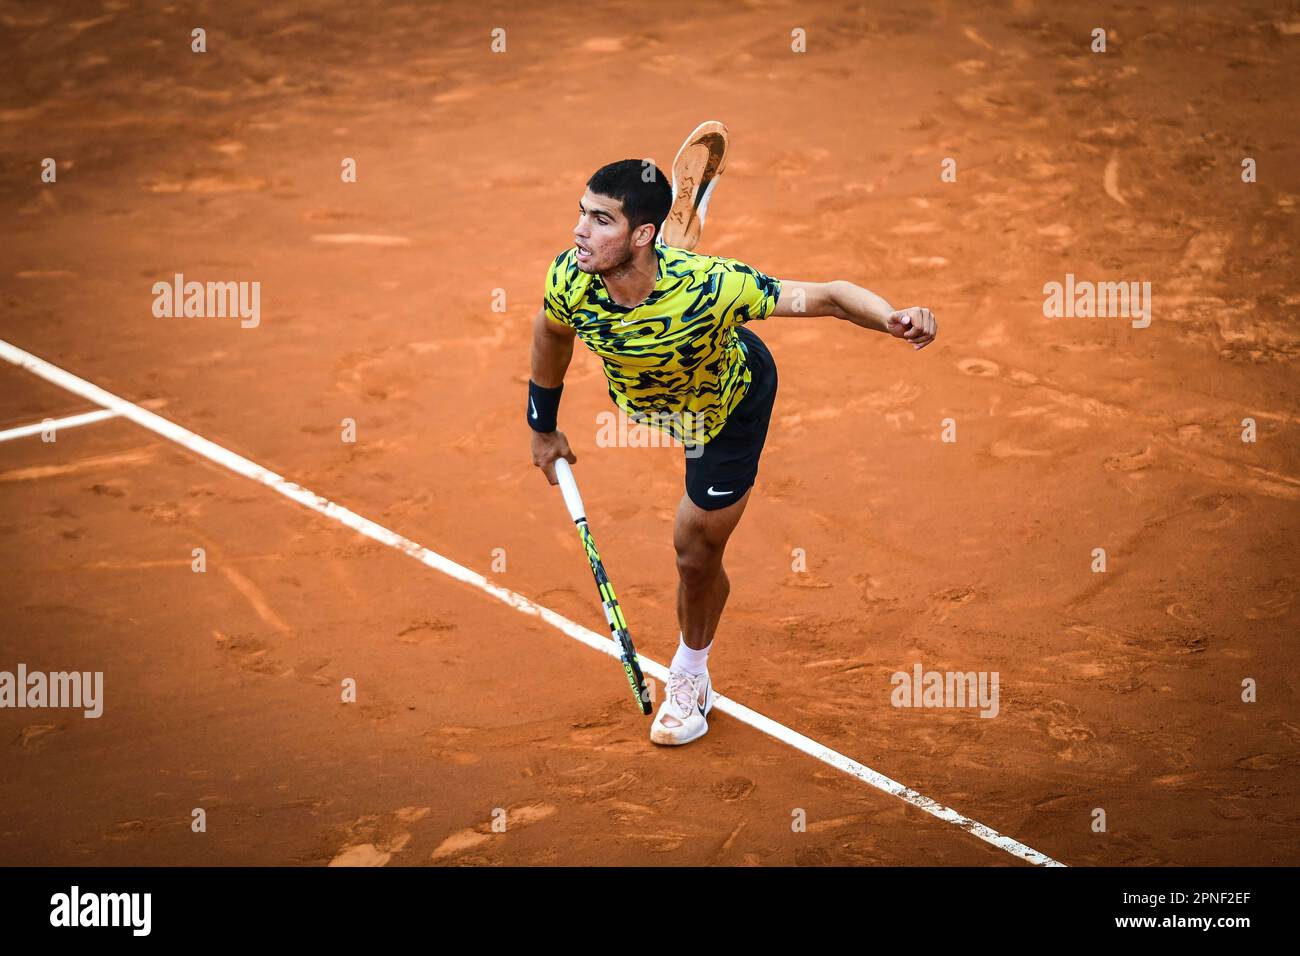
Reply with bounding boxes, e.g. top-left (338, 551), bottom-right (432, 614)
top-left (886, 307), bottom-right (938, 350)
